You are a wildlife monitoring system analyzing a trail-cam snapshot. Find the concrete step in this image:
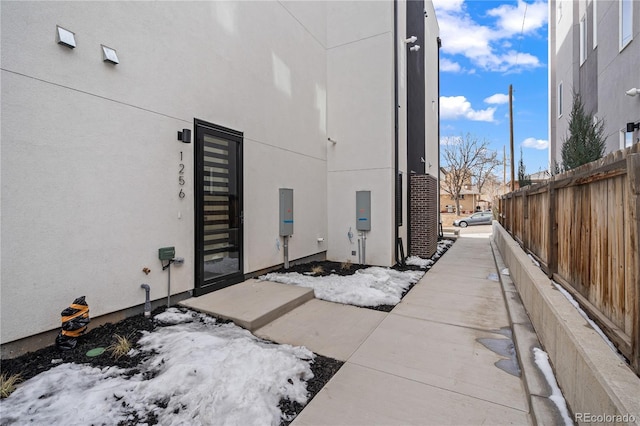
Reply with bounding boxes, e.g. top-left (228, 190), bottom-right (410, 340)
top-left (178, 279), bottom-right (315, 331)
